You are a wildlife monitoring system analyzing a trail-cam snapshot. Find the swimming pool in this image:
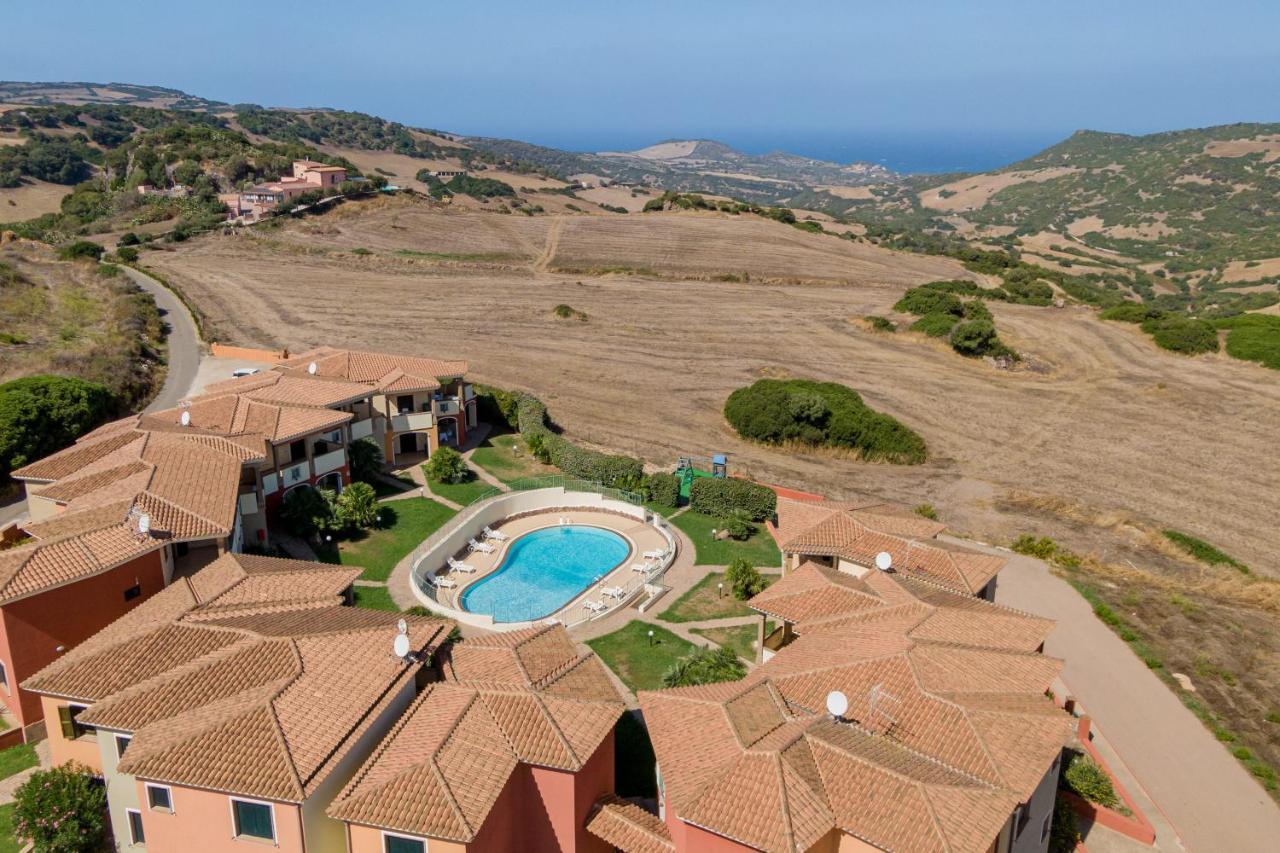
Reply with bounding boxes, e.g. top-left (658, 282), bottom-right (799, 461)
top-left (459, 525), bottom-right (631, 623)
